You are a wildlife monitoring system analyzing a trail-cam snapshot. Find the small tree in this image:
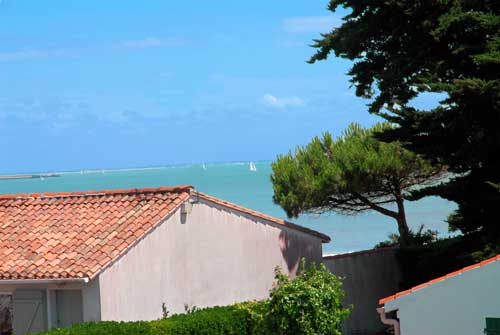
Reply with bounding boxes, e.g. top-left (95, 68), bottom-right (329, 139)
top-left (268, 260), bottom-right (349, 335)
top-left (271, 123), bottom-right (442, 244)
